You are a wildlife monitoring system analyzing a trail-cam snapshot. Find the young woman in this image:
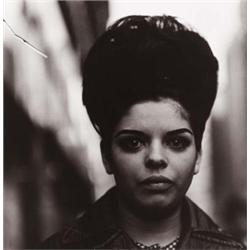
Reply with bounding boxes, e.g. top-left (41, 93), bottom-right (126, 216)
top-left (42, 15), bottom-right (245, 249)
